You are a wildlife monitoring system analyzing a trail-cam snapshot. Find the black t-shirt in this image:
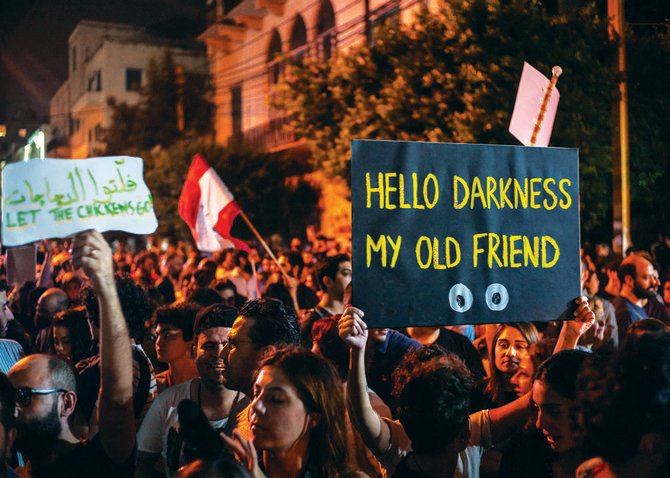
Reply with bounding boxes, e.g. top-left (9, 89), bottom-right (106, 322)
top-left (31, 434), bottom-right (135, 478)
